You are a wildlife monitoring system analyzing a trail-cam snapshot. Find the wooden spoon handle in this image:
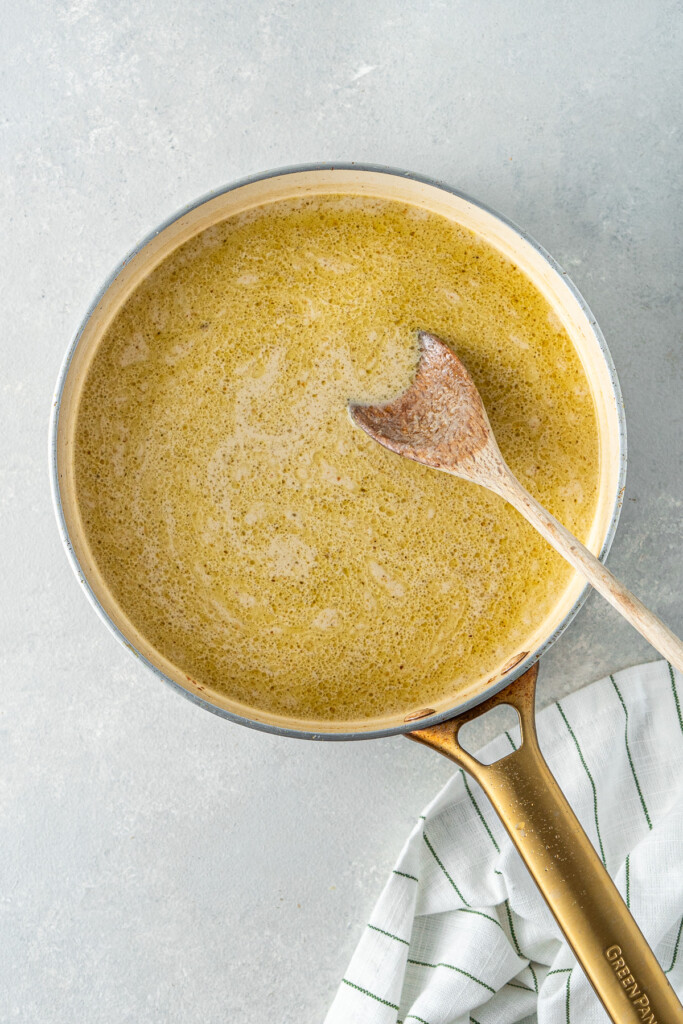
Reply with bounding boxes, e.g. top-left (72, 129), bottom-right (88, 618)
top-left (499, 472), bottom-right (683, 671)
